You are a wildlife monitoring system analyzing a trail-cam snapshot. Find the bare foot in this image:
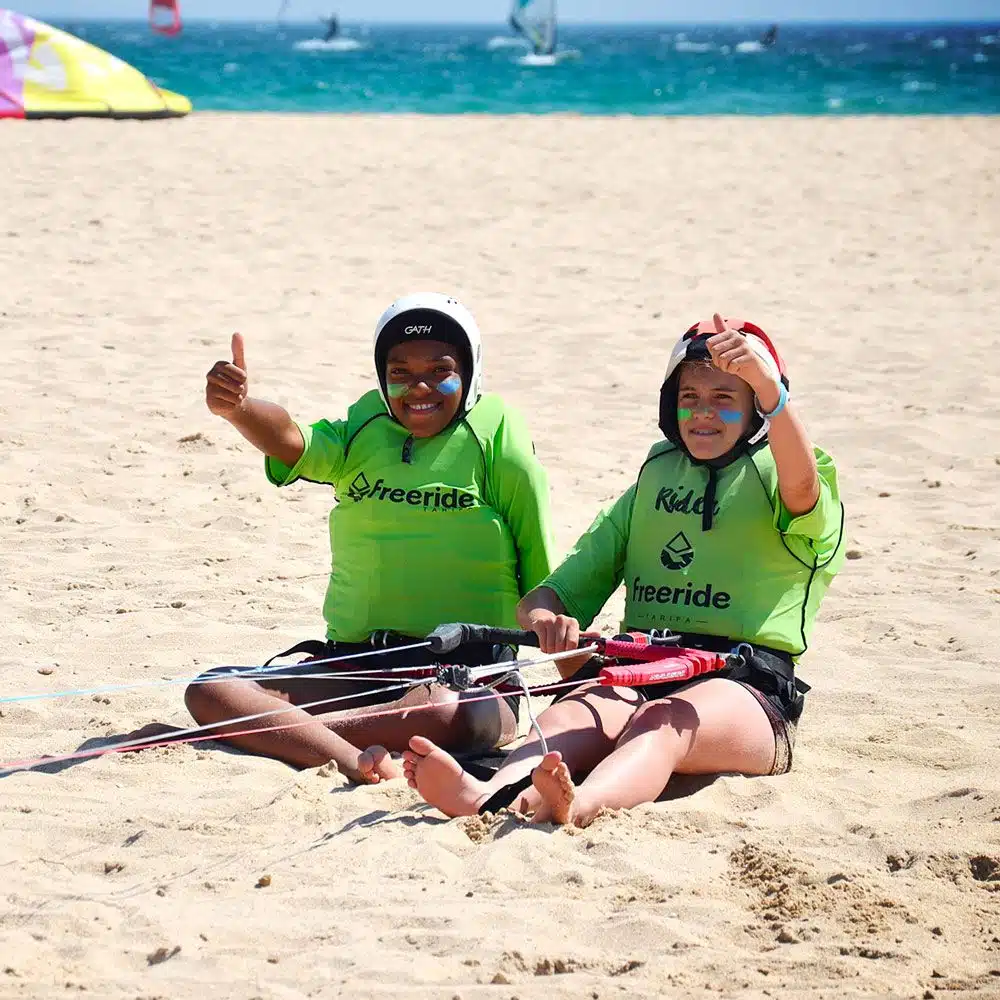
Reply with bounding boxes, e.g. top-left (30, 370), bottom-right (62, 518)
top-left (530, 751), bottom-right (580, 826)
top-left (401, 736), bottom-right (488, 817)
top-left (356, 745), bottom-right (402, 784)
